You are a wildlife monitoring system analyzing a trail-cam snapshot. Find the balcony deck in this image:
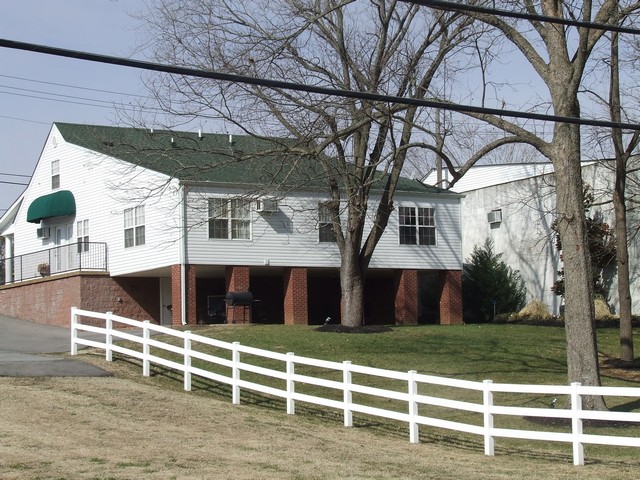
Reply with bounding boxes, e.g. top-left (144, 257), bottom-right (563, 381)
top-left (1, 242), bottom-right (108, 285)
